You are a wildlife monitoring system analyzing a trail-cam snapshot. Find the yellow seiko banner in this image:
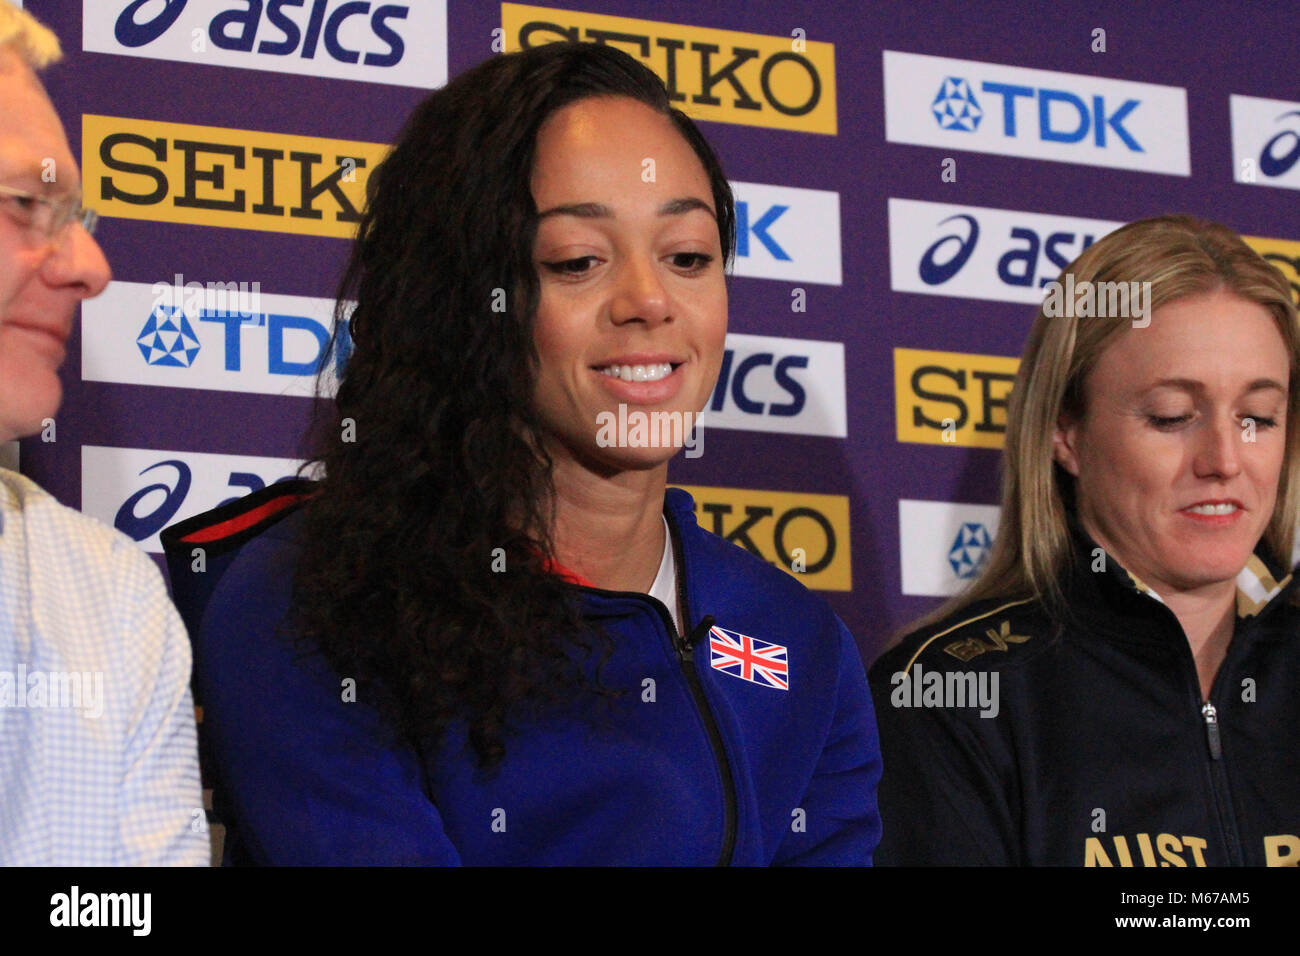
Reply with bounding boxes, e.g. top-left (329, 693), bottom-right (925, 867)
top-left (82, 114), bottom-right (389, 239)
top-left (501, 3), bottom-right (837, 134)
top-left (673, 483), bottom-right (852, 591)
